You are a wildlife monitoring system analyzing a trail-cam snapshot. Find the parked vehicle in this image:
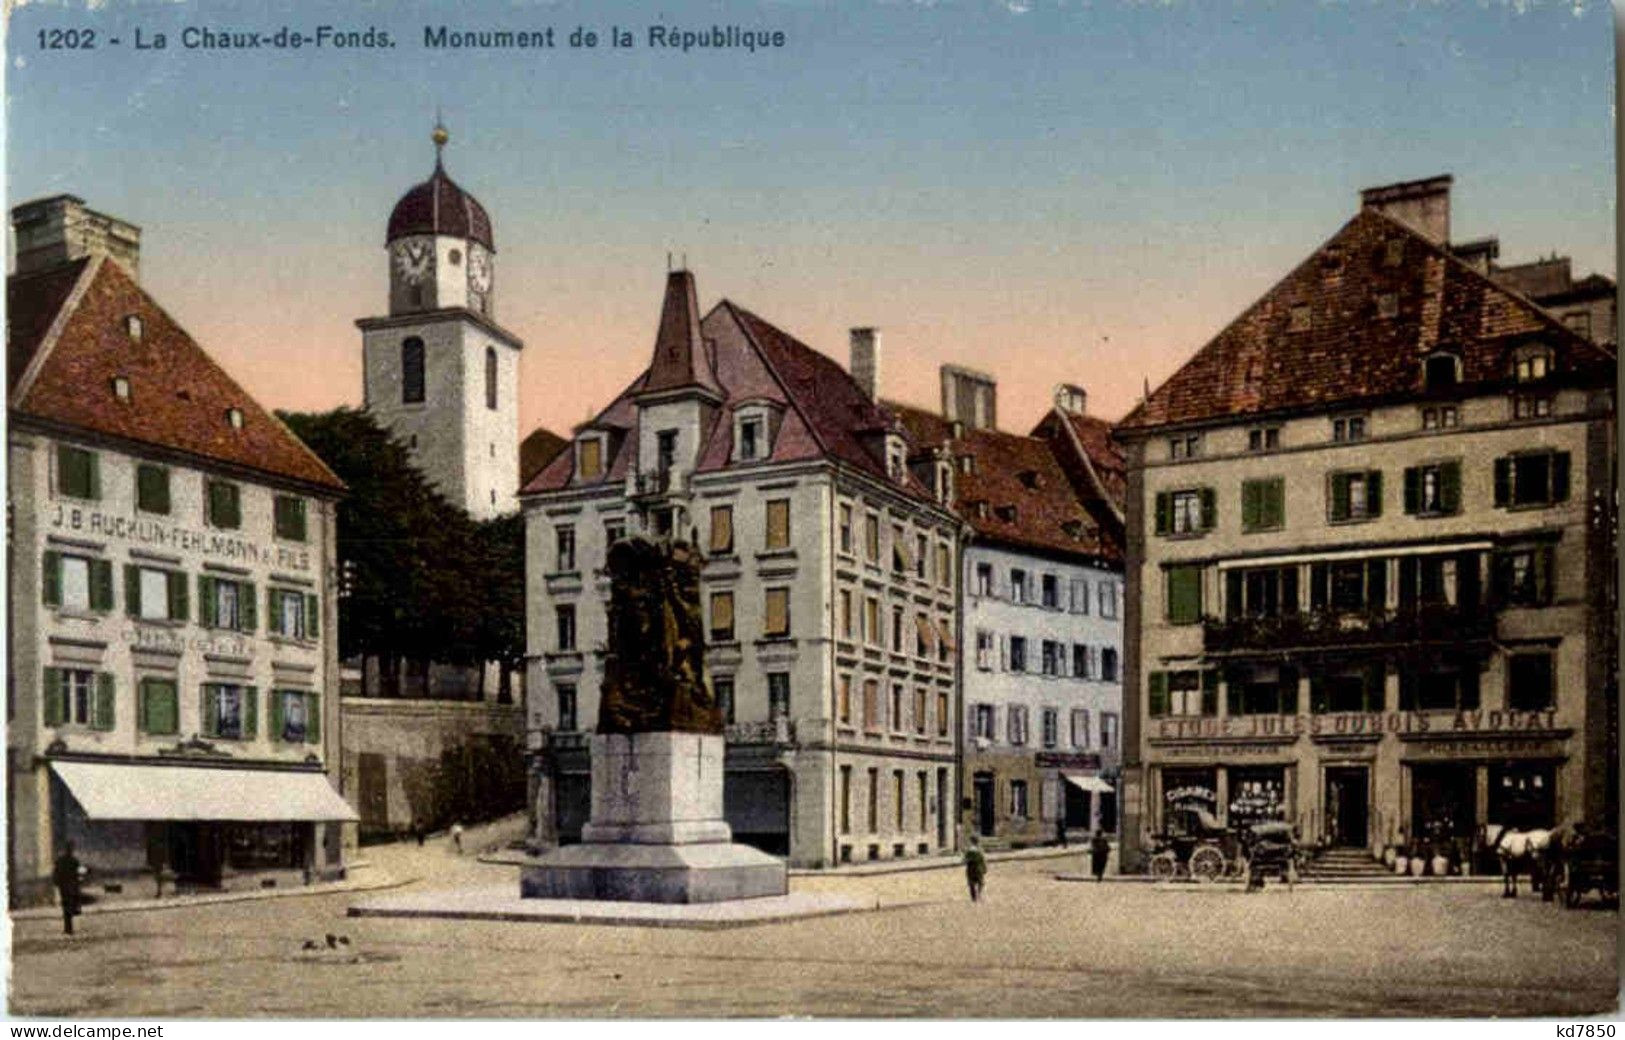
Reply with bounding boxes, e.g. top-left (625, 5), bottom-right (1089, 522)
top-left (1557, 830), bottom-right (1618, 909)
